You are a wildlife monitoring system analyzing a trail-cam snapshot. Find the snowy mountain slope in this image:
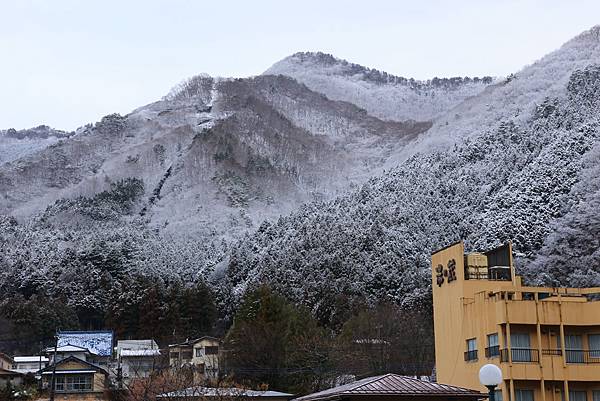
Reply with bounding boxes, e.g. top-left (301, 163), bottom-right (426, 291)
top-left (0, 75), bottom-right (430, 238)
top-left (0, 125), bottom-right (73, 164)
top-left (221, 61), bottom-right (600, 322)
top-left (403, 25), bottom-right (600, 160)
top-left (265, 52), bottom-right (494, 122)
